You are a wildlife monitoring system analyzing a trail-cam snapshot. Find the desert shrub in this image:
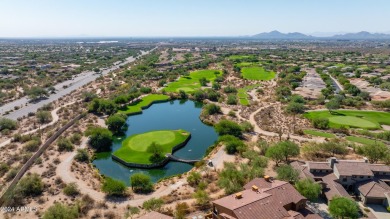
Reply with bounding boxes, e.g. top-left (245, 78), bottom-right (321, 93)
top-left (5, 168), bottom-right (18, 181)
top-left (227, 95), bottom-right (237, 105)
top-left (142, 198), bottom-right (164, 211)
top-left (0, 117), bottom-right (18, 131)
top-left (42, 203), bottom-right (79, 219)
top-left (312, 118), bottom-right (329, 129)
top-left (175, 202), bottom-right (190, 219)
top-left (203, 104), bottom-right (221, 115)
top-left (215, 120), bottom-right (243, 138)
top-left (17, 173), bottom-right (44, 196)
top-left (130, 173), bottom-right (153, 193)
top-left (0, 162), bottom-right (10, 177)
top-left (187, 171), bottom-right (202, 187)
top-left (101, 177), bottom-right (127, 196)
top-left (240, 121), bottom-right (254, 132)
top-left (57, 137), bottom-right (74, 152)
top-left (23, 140), bottom-right (40, 152)
top-left (69, 133), bottom-right (82, 144)
top-left (63, 183), bottom-right (80, 197)
top-left (36, 110), bottom-right (53, 124)
top-left (75, 149), bottom-right (90, 163)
